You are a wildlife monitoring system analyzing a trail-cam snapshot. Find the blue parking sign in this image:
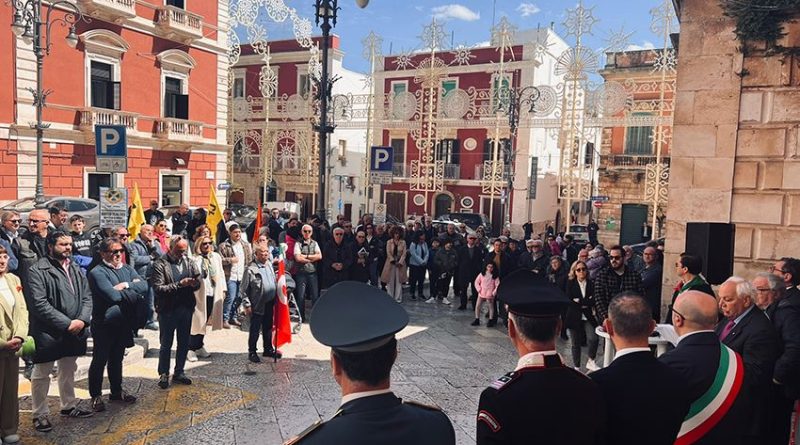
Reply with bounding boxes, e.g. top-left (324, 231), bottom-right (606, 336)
top-left (95, 125), bottom-right (127, 157)
top-left (370, 146), bottom-right (393, 172)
